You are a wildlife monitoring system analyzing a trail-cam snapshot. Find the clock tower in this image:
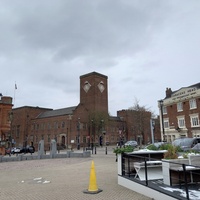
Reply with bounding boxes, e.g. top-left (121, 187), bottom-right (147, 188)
top-left (80, 72), bottom-right (108, 114)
